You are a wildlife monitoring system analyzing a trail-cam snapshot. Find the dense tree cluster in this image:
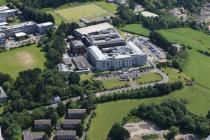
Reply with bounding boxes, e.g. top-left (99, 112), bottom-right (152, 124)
top-left (132, 0), bottom-right (206, 13)
top-left (97, 82), bottom-right (183, 103)
top-left (108, 123), bottom-right (130, 140)
top-left (131, 99), bottom-right (210, 137)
